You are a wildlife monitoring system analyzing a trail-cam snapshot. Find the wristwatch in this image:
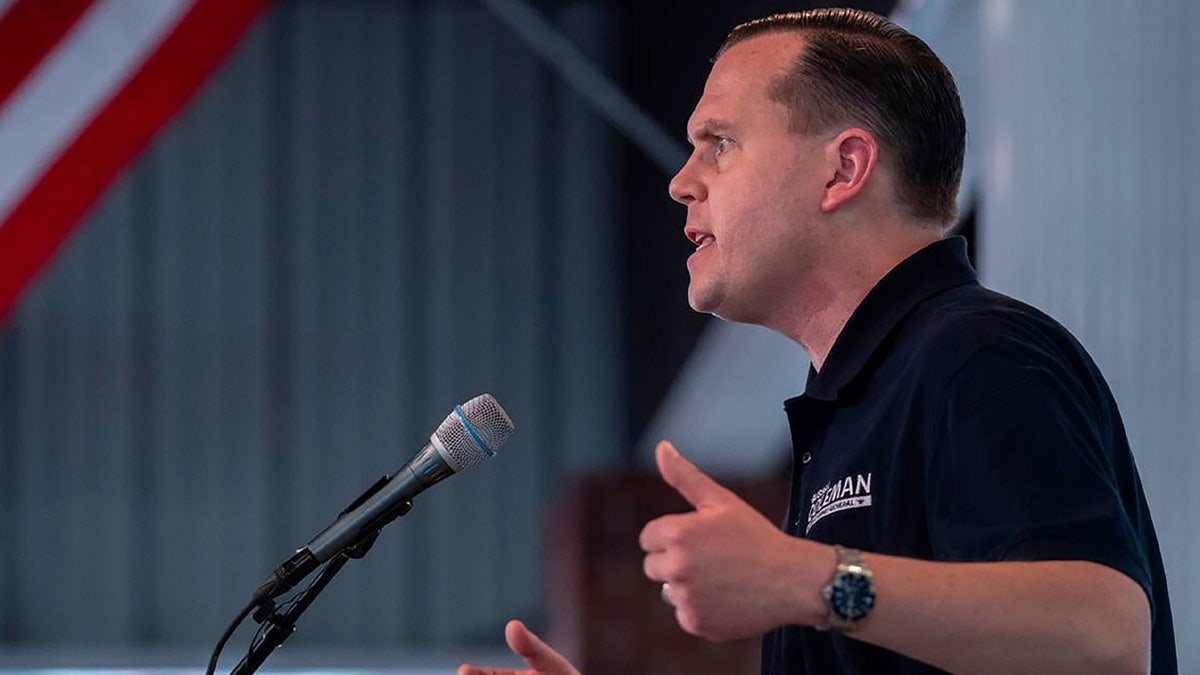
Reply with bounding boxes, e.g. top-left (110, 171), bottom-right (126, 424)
top-left (819, 545), bottom-right (876, 632)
